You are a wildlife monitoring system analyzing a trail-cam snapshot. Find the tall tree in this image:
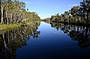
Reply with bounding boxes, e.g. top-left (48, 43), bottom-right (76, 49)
top-left (0, 0), bottom-right (1, 22)
top-left (1, 0), bottom-right (5, 24)
top-left (64, 11), bottom-right (69, 22)
top-left (80, 0), bottom-right (90, 22)
top-left (70, 6), bottom-right (81, 22)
